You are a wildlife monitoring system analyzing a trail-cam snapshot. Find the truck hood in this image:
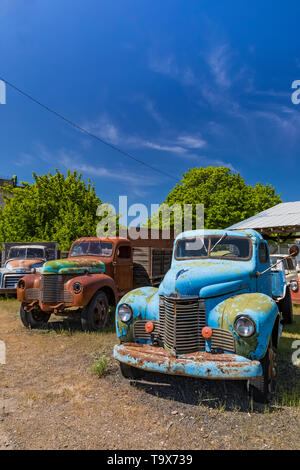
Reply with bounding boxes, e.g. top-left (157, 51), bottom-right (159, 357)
top-left (42, 257), bottom-right (105, 275)
top-left (5, 258), bottom-right (45, 271)
top-left (159, 259), bottom-right (254, 298)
